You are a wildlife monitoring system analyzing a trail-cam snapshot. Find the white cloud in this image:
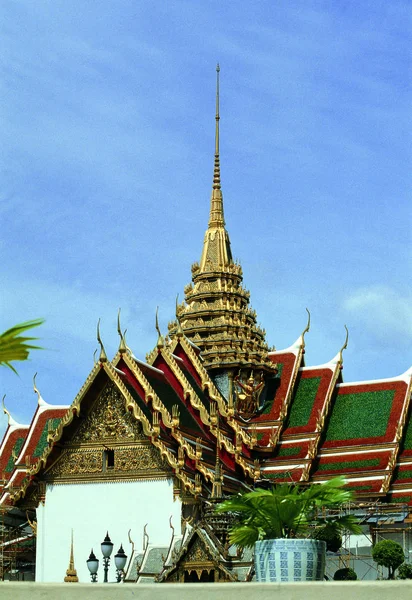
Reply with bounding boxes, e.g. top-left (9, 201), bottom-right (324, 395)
top-left (343, 285), bottom-right (412, 340)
